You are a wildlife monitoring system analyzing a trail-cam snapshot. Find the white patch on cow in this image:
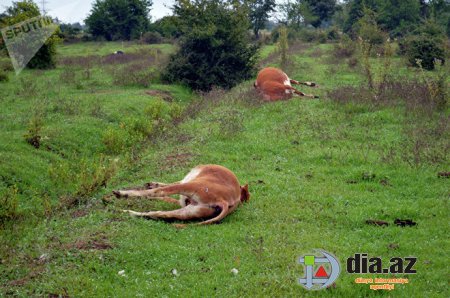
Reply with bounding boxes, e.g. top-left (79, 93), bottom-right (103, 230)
top-left (181, 167), bottom-right (201, 183)
top-left (179, 167), bottom-right (201, 206)
top-left (283, 79), bottom-right (291, 87)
